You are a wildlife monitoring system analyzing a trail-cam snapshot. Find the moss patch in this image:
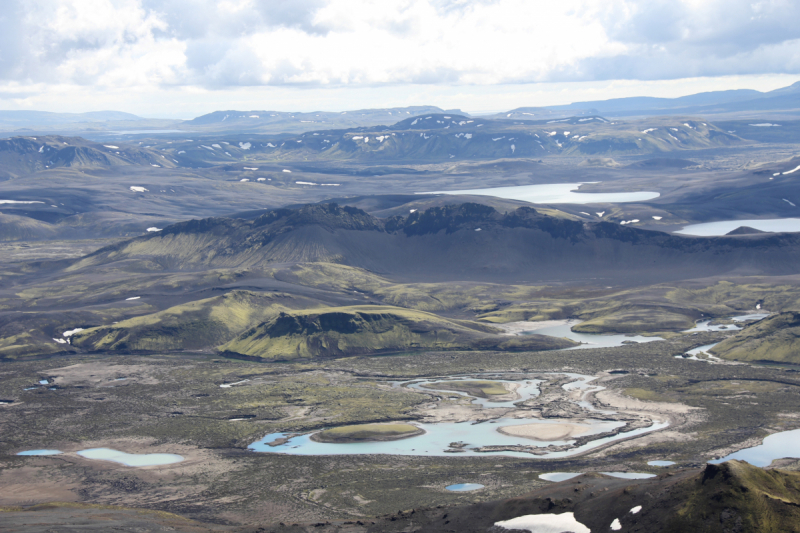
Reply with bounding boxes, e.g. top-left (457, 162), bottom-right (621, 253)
top-left (311, 423), bottom-right (423, 443)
